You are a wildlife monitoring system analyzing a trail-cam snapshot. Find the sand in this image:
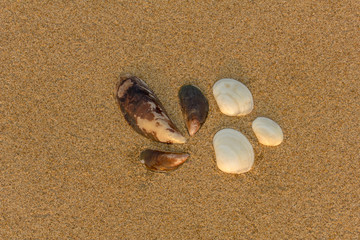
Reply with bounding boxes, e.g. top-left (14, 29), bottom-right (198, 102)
top-left (1, 1), bottom-right (359, 239)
